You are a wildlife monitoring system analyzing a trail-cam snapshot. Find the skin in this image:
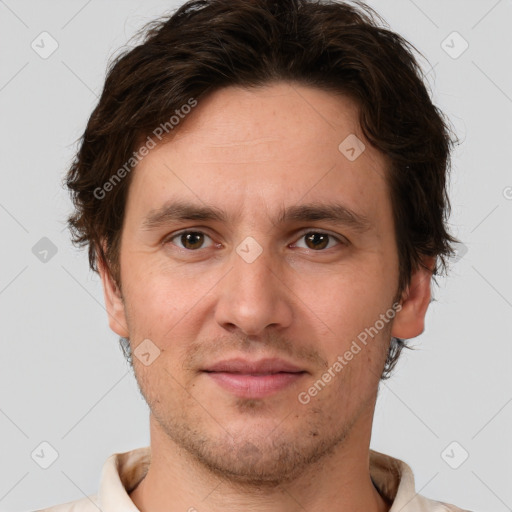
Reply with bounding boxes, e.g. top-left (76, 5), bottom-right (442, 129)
top-left (99, 82), bottom-right (433, 512)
